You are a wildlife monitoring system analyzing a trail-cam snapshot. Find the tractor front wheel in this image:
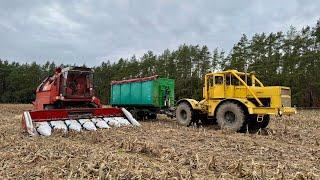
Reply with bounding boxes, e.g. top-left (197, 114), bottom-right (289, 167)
top-left (216, 102), bottom-right (245, 132)
top-left (176, 102), bottom-right (193, 126)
